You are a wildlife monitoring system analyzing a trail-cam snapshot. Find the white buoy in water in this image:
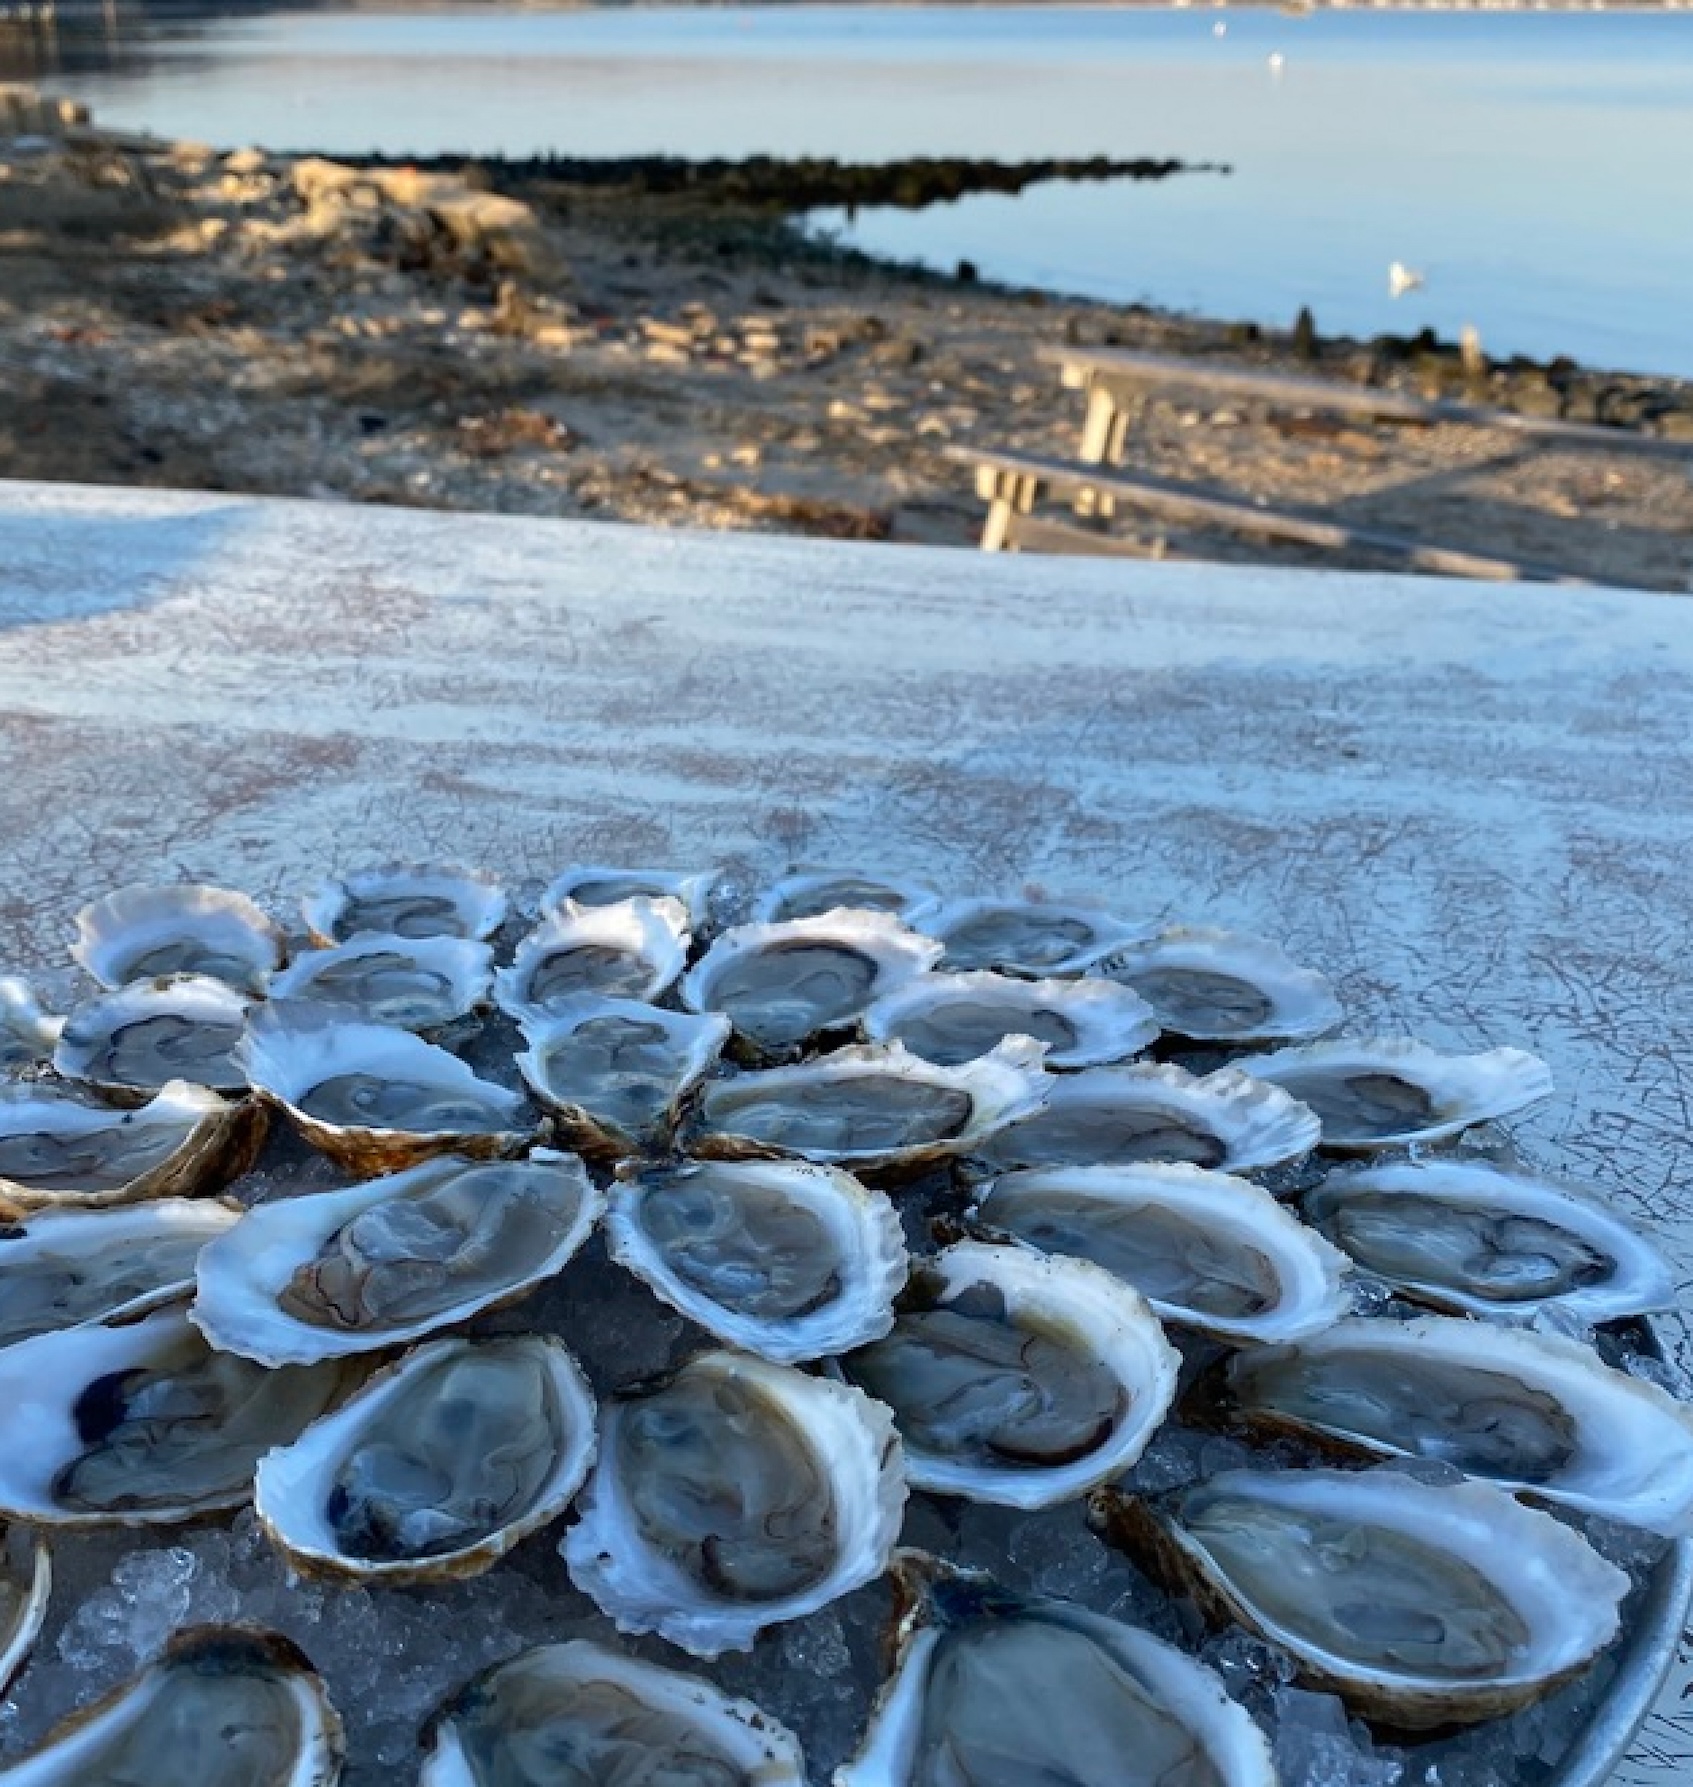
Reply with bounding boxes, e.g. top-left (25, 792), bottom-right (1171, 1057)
top-left (1388, 261), bottom-right (1426, 299)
